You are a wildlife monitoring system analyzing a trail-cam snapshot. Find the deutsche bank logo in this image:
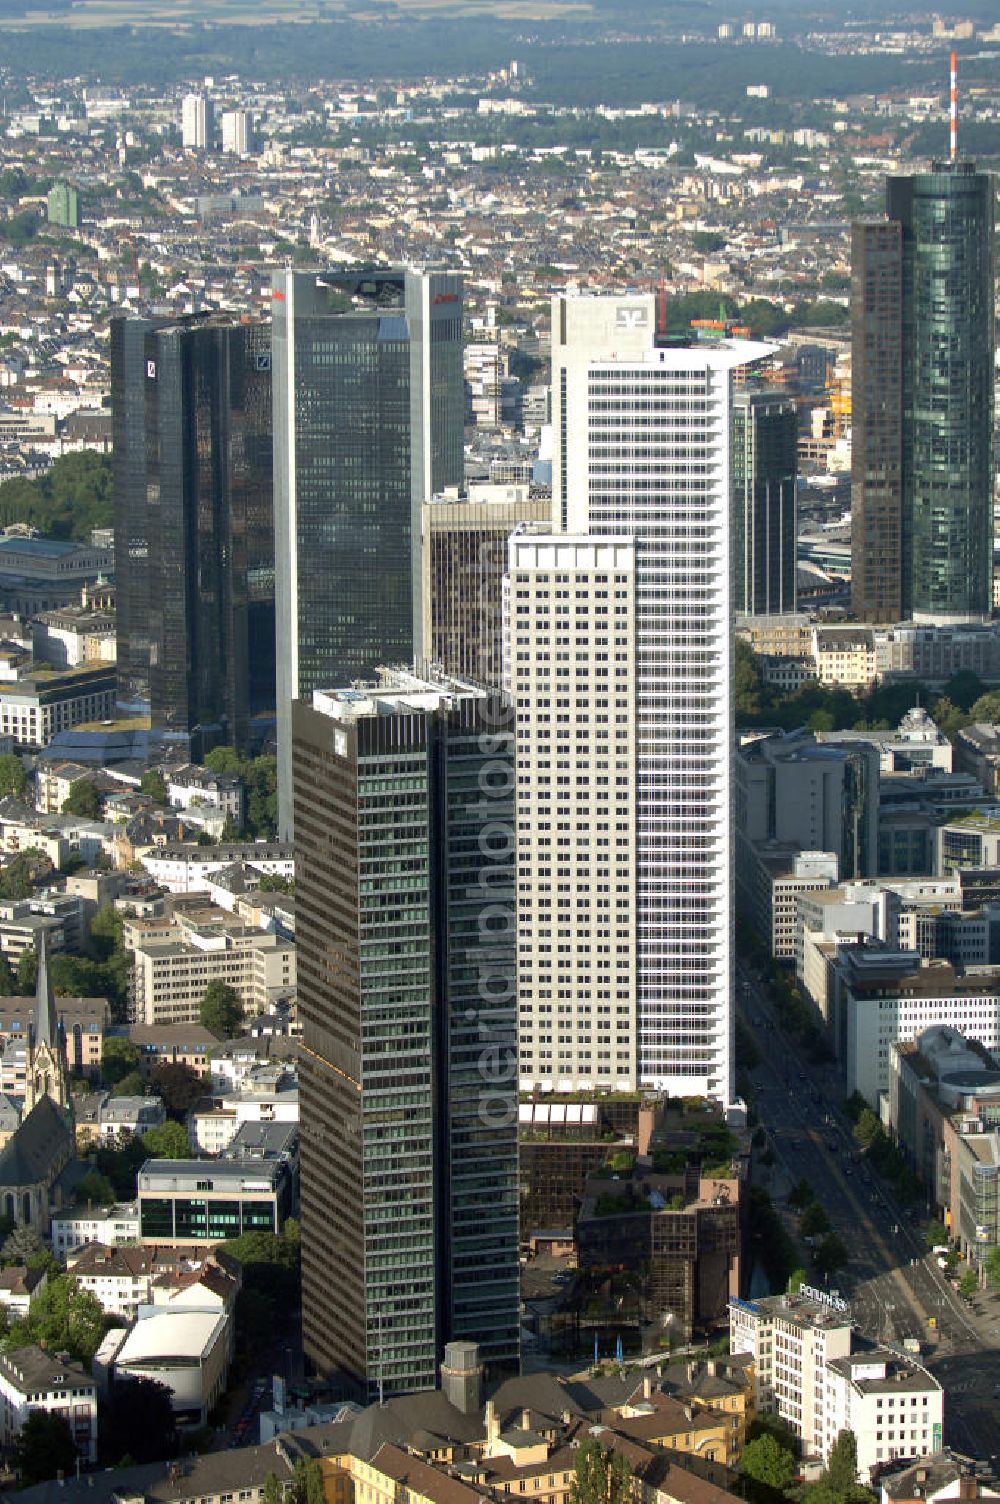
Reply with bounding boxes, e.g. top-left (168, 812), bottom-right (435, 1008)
top-left (615, 305), bottom-right (648, 329)
top-left (255, 353), bottom-right (271, 372)
top-left (146, 360), bottom-right (156, 379)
